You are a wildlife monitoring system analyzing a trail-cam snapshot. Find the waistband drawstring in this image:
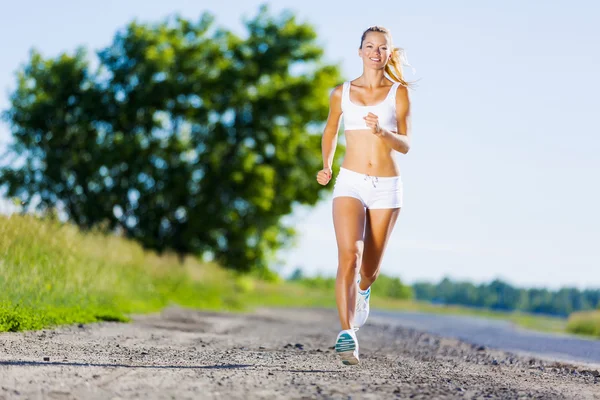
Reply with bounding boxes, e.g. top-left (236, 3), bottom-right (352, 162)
top-left (364, 174), bottom-right (379, 188)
